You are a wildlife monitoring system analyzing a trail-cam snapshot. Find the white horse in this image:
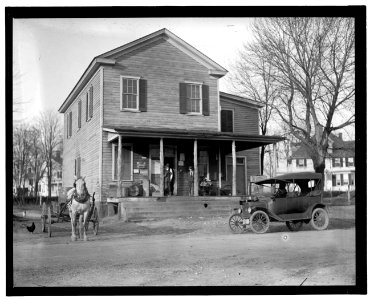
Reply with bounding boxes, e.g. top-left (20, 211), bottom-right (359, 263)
top-left (67, 177), bottom-right (91, 241)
